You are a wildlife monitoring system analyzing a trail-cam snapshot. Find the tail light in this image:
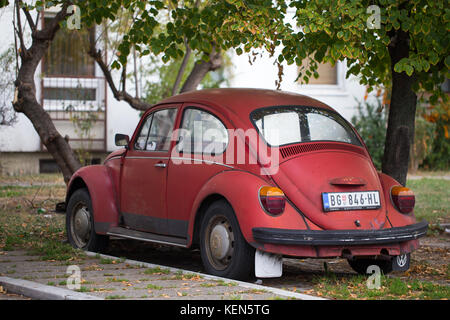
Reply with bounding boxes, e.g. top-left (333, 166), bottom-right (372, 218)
top-left (391, 186), bottom-right (415, 214)
top-left (259, 186), bottom-right (285, 215)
